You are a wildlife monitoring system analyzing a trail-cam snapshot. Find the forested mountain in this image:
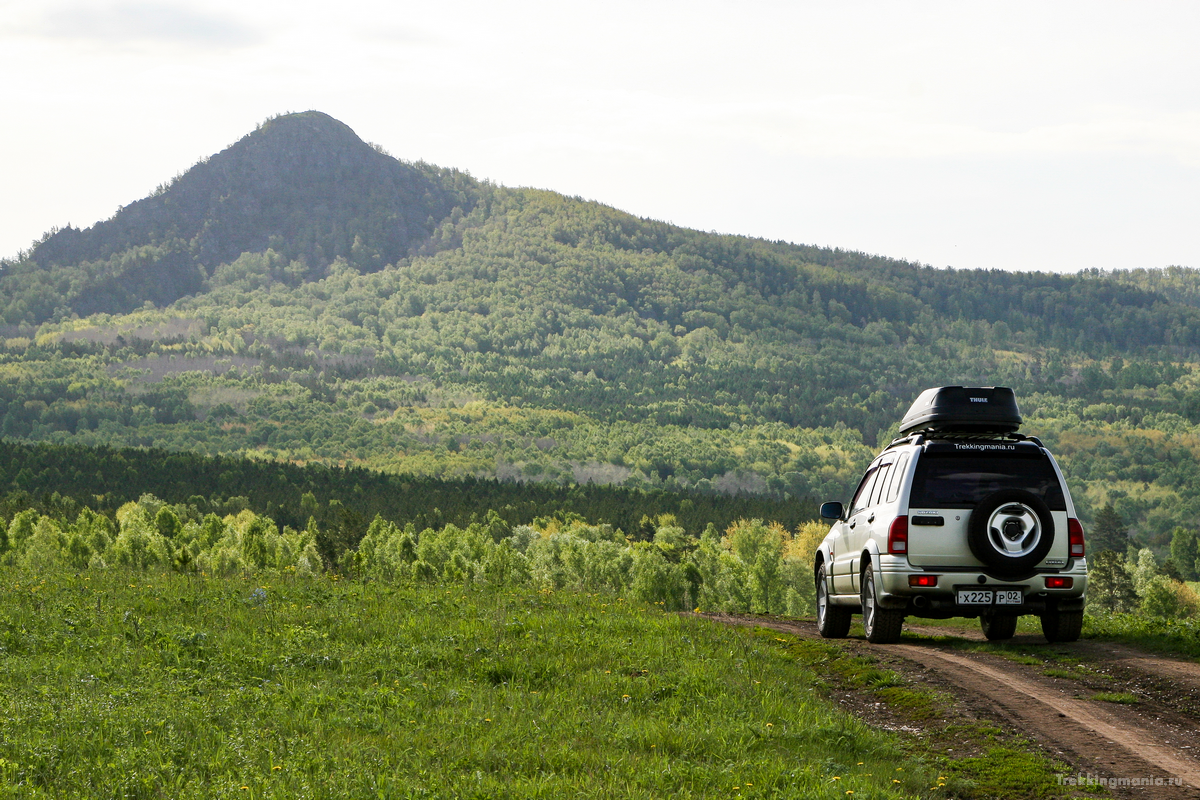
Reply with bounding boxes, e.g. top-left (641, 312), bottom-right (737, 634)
top-left (4, 111), bottom-right (1200, 549)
